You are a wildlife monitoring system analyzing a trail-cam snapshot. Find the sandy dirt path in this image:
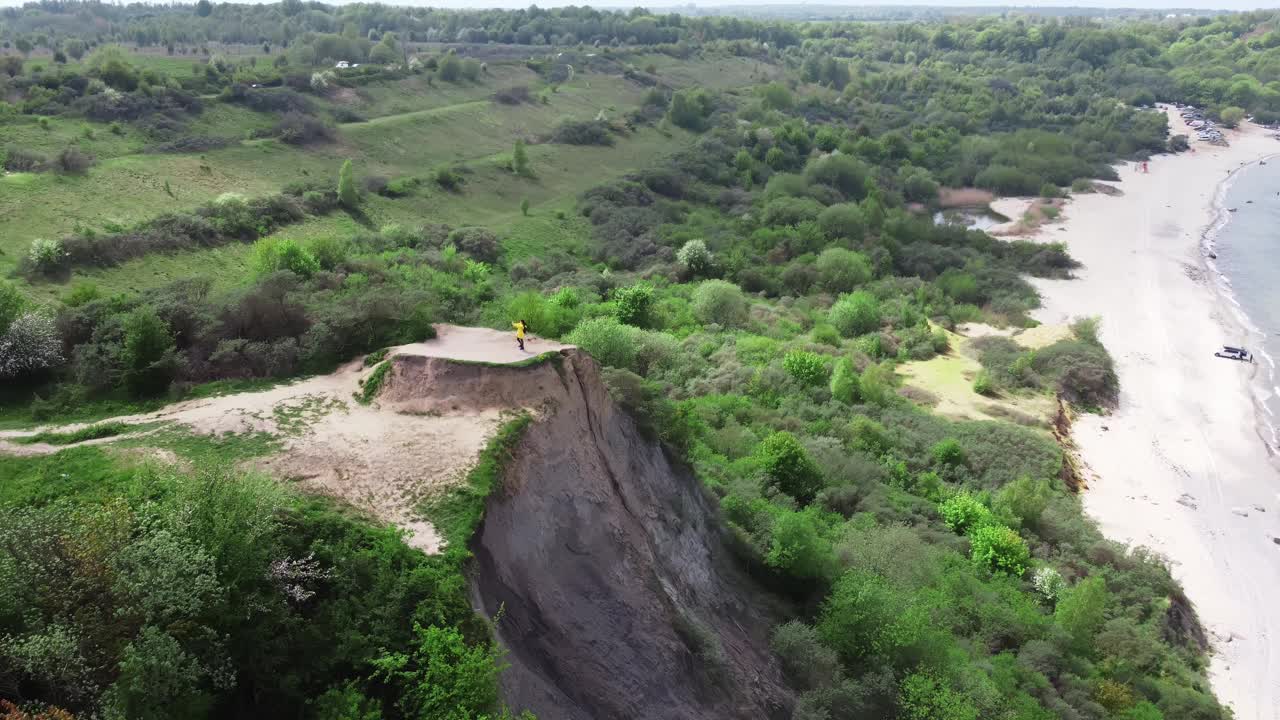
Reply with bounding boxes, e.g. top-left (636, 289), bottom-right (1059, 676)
top-left (1026, 109), bottom-right (1280, 719)
top-left (0, 325), bottom-right (570, 554)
